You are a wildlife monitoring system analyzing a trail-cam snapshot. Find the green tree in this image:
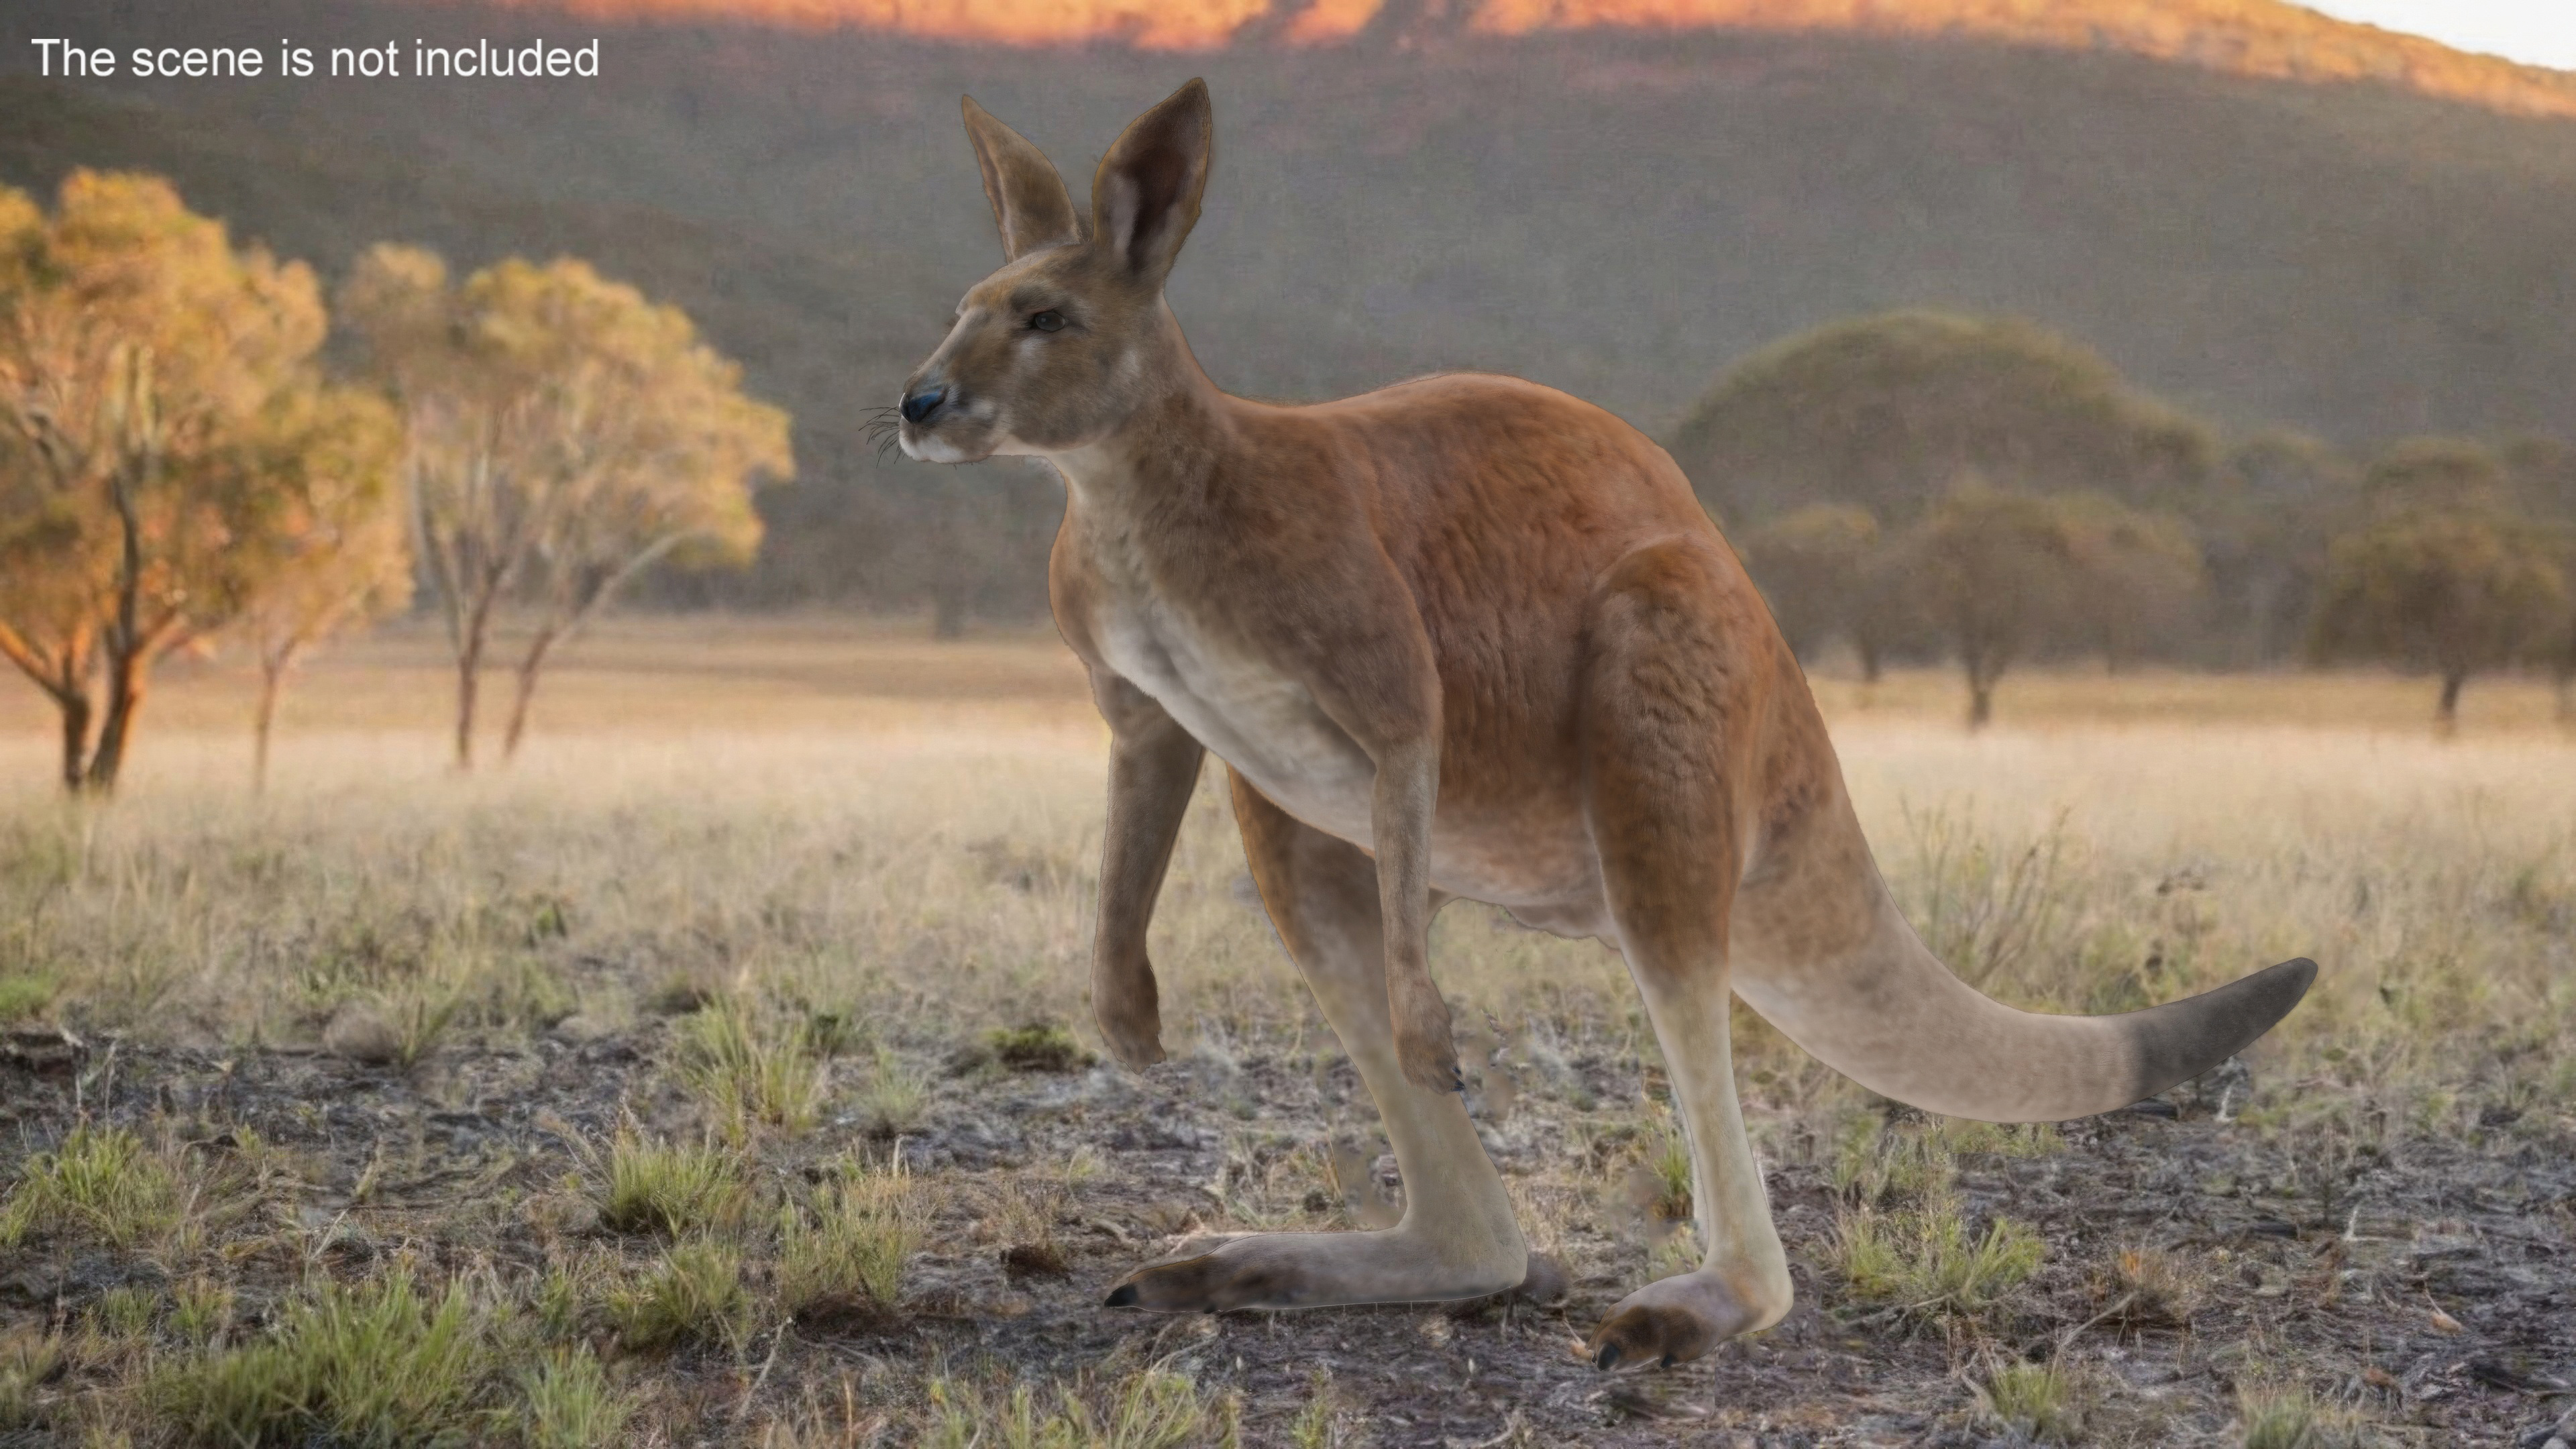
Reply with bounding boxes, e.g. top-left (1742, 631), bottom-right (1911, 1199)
top-left (2056, 493), bottom-right (2204, 674)
top-left (343, 246), bottom-right (793, 766)
top-left (2192, 431), bottom-right (2358, 667)
top-left (2501, 435), bottom-right (2576, 719)
top-left (227, 386), bottom-right (411, 792)
top-left (2310, 449), bottom-right (2566, 729)
top-left (1738, 503), bottom-right (1919, 681)
top-left (0, 171), bottom-right (376, 791)
top-left (1669, 310), bottom-right (2214, 529)
top-left (1894, 481), bottom-right (2086, 729)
